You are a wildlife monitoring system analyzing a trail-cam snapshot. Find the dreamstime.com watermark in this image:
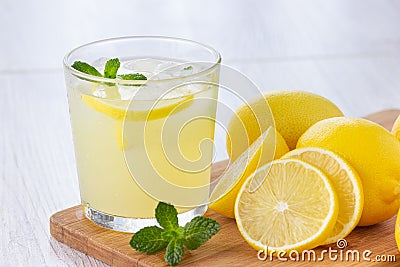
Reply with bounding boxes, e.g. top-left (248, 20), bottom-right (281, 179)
top-left (257, 239), bottom-right (396, 263)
